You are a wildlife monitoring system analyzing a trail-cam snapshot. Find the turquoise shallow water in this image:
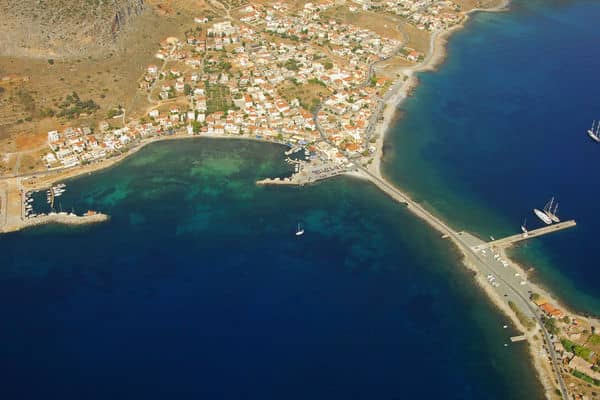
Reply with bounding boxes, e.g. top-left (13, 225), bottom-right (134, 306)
top-left (0, 140), bottom-right (544, 398)
top-left (382, 0), bottom-right (600, 315)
